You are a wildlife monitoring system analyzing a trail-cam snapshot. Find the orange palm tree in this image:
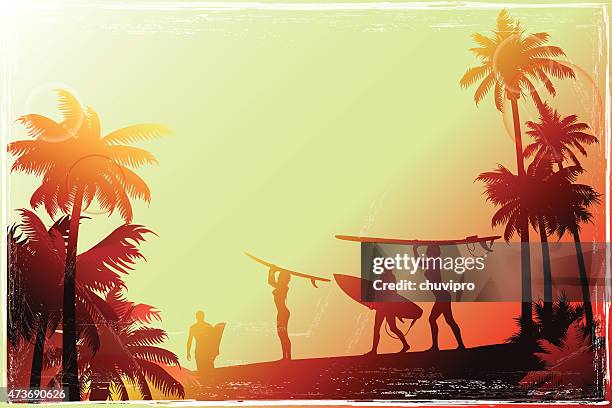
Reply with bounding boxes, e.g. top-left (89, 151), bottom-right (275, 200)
top-left (461, 9), bottom-right (575, 324)
top-left (8, 90), bottom-right (169, 400)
